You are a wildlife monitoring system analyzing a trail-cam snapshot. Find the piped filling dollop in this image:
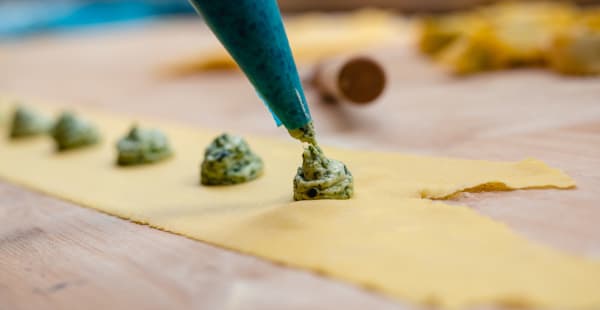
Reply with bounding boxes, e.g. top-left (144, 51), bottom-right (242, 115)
top-left (51, 112), bottom-right (100, 151)
top-left (293, 144), bottom-right (353, 200)
top-left (116, 125), bottom-right (173, 166)
top-left (201, 133), bottom-right (263, 185)
top-left (9, 105), bottom-right (52, 139)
